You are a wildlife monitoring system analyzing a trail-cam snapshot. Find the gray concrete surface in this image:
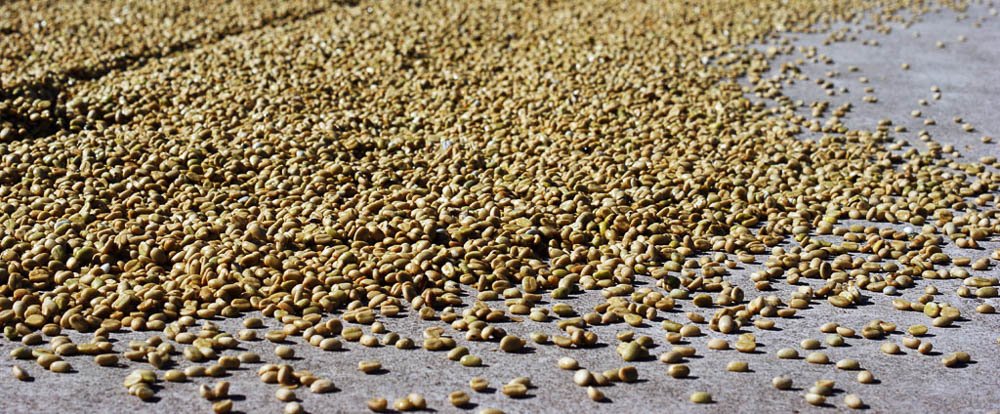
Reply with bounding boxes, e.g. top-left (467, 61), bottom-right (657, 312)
top-left (1, 3), bottom-right (999, 414)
